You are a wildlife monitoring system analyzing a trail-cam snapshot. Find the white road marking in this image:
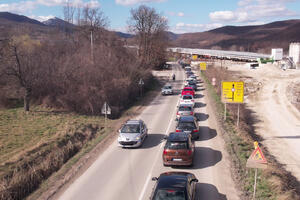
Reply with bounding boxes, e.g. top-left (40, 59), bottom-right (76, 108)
top-left (138, 66), bottom-right (182, 200)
